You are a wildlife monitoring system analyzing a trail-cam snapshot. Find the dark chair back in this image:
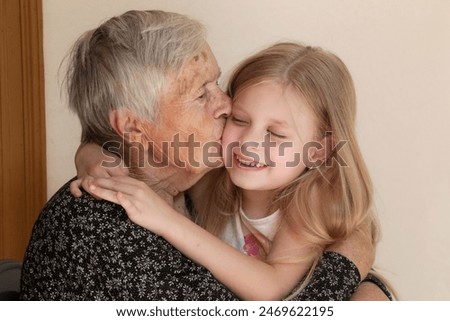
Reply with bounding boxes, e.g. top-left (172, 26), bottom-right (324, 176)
top-left (0, 260), bottom-right (22, 300)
